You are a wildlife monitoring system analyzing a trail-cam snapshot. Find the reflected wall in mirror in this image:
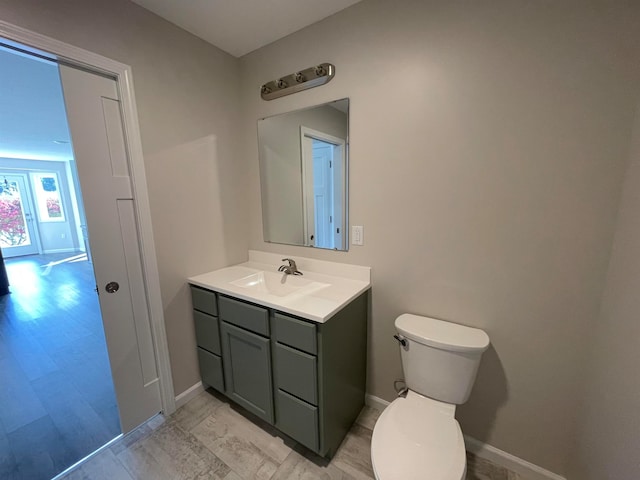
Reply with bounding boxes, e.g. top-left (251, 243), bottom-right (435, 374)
top-left (258, 98), bottom-right (349, 251)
